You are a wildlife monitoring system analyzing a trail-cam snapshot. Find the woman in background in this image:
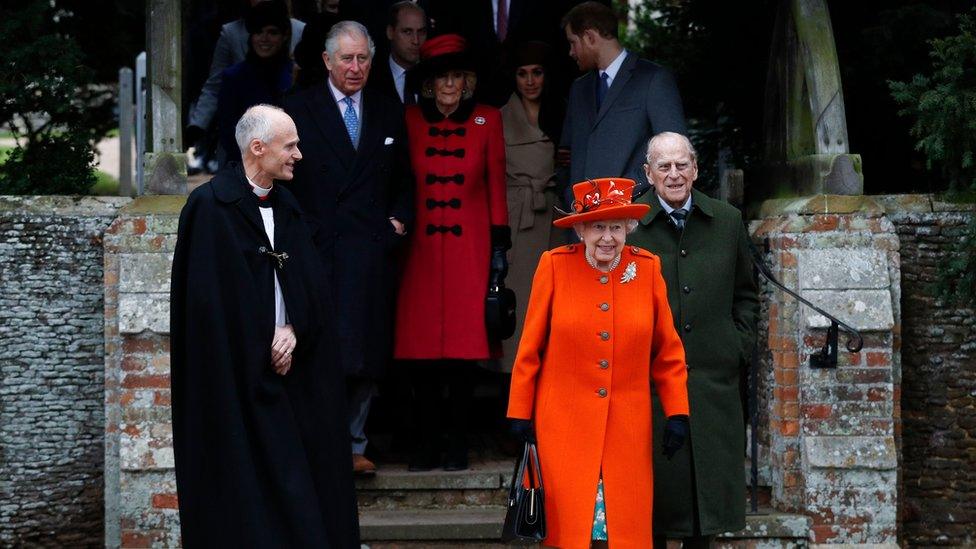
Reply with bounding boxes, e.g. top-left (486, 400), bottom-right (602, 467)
top-left (498, 41), bottom-right (566, 372)
top-left (215, 0), bottom-right (293, 167)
